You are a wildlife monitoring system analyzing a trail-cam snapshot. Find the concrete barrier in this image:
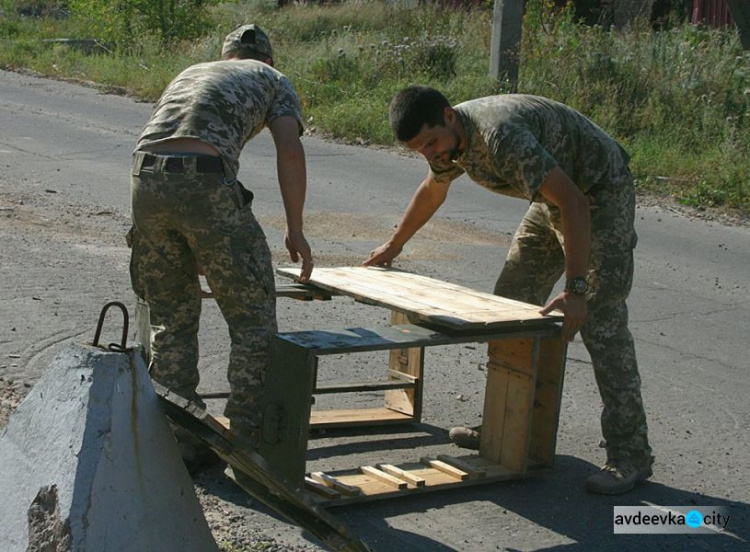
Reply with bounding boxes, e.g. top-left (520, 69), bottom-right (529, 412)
top-left (0, 343), bottom-right (218, 552)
